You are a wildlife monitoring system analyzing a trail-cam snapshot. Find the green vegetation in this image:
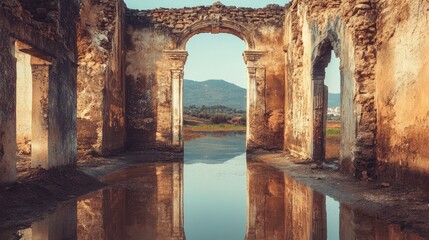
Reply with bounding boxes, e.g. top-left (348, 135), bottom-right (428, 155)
top-left (185, 124), bottom-right (246, 132)
top-left (327, 128), bottom-right (341, 136)
top-left (184, 105), bottom-right (246, 126)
